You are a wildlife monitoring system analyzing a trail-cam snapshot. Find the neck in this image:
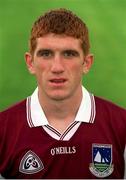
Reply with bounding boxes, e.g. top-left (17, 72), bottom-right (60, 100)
top-left (38, 87), bottom-right (83, 132)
